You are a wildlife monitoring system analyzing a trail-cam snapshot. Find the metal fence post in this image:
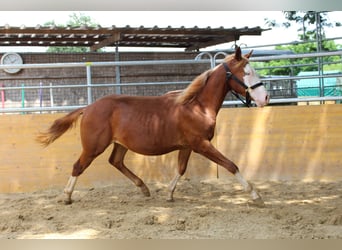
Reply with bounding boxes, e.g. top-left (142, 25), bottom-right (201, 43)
top-left (115, 45), bottom-right (121, 94)
top-left (86, 64), bottom-right (92, 105)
